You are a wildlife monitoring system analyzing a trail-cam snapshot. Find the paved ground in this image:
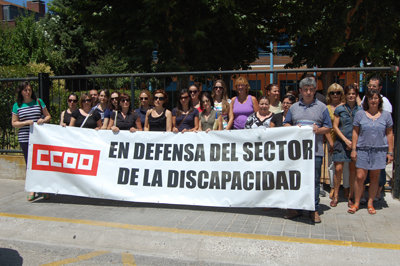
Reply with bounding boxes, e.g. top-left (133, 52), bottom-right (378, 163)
top-left (0, 179), bottom-right (400, 265)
